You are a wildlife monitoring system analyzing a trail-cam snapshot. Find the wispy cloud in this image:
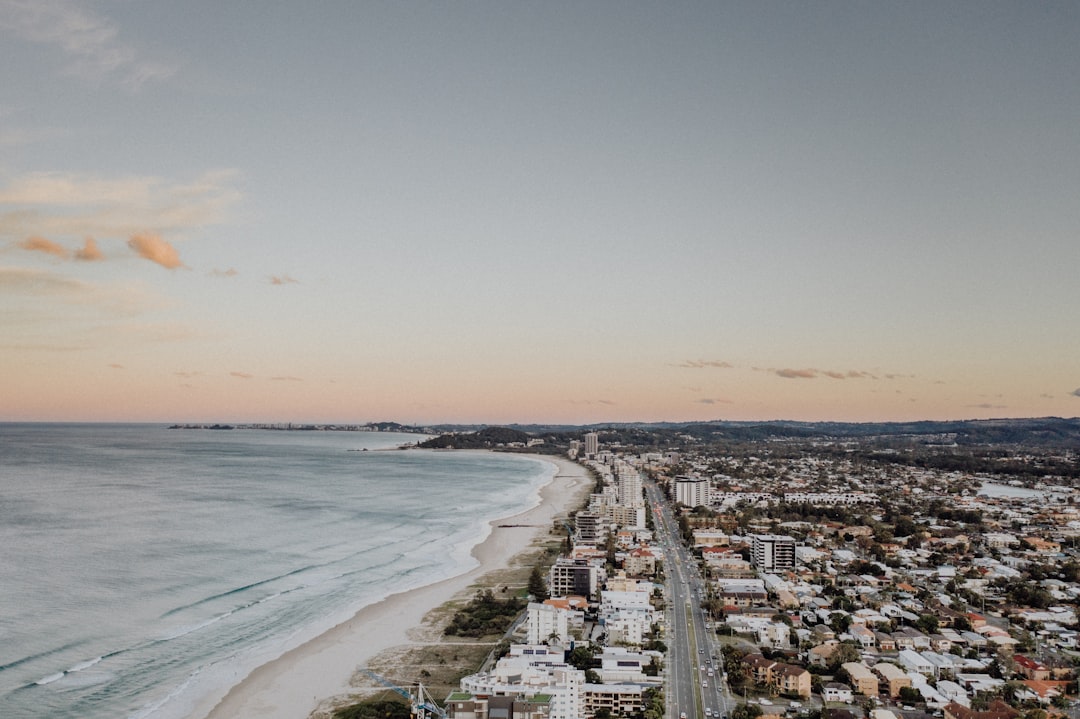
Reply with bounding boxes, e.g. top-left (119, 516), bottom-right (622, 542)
top-left (968, 403), bottom-right (1008, 410)
top-left (0, 265), bottom-right (152, 315)
top-left (269, 274), bottom-right (298, 285)
top-left (775, 368), bottom-right (819, 379)
top-left (0, 0), bottom-right (176, 89)
top-left (18, 235), bottom-right (67, 257)
top-left (230, 371), bottom-right (254, 379)
top-left (0, 170), bottom-right (240, 243)
top-left (270, 376), bottom-right (302, 382)
top-left (128, 232), bottom-right (184, 269)
top-left (210, 268), bottom-right (238, 278)
top-left (774, 367), bottom-right (881, 380)
top-left (696, 398), bottom-right (733, 405)
top-left (108, 363), bottom-right (123, 369)
top-left (675, 360), bottom-right (734, 369)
